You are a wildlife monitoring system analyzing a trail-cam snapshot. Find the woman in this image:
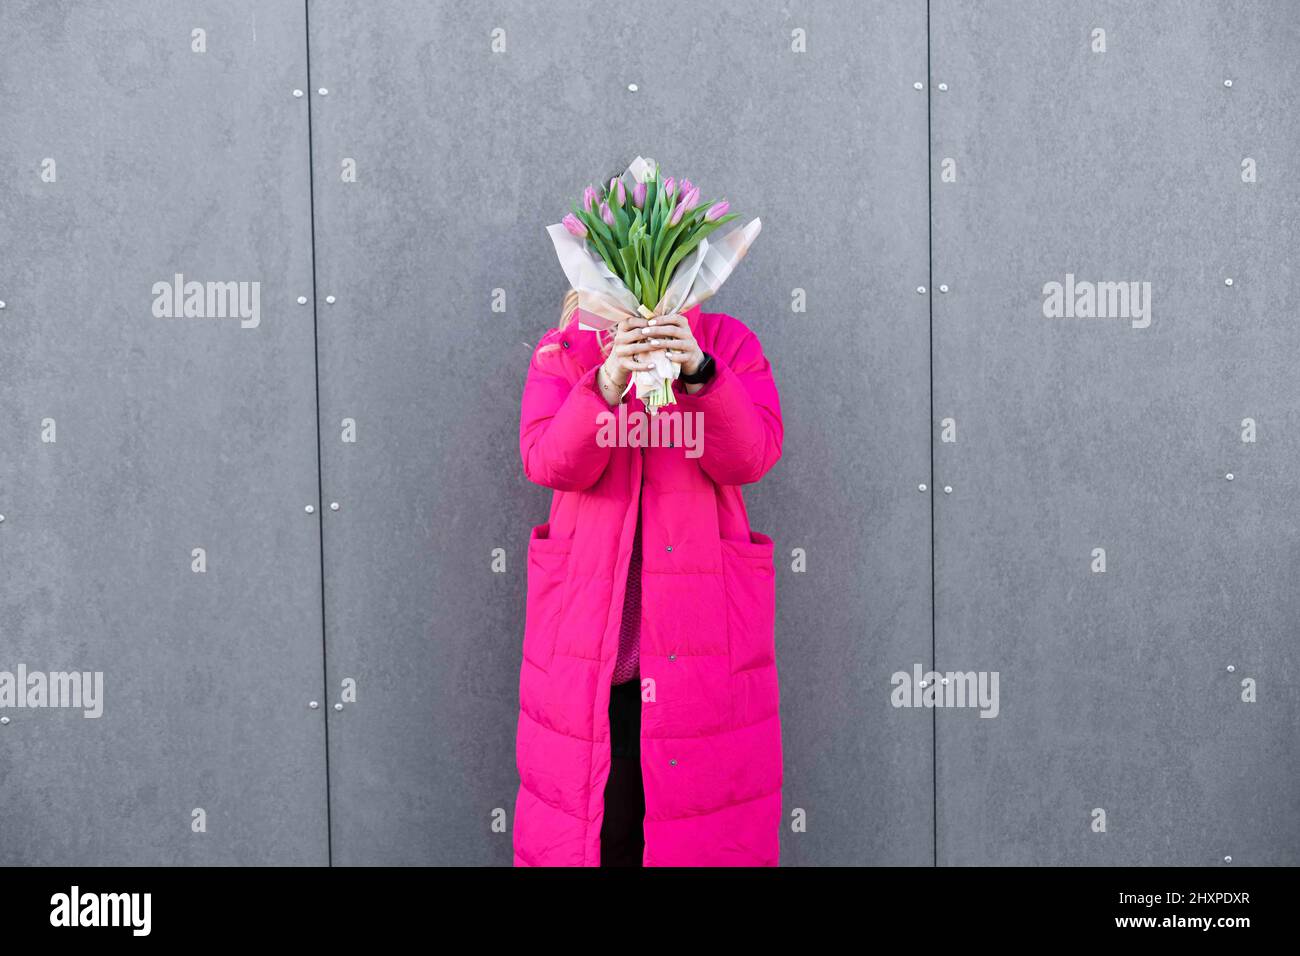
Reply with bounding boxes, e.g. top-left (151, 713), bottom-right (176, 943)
top-left (512, 288), bottom-right (784, 866)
